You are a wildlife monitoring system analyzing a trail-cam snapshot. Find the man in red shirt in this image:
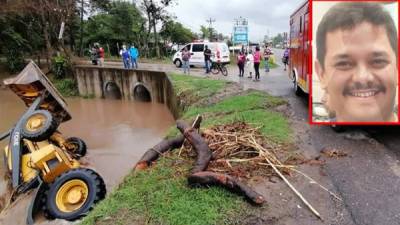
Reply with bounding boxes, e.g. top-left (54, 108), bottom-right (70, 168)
top-left (95, 43), bottom-right (105, 67)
